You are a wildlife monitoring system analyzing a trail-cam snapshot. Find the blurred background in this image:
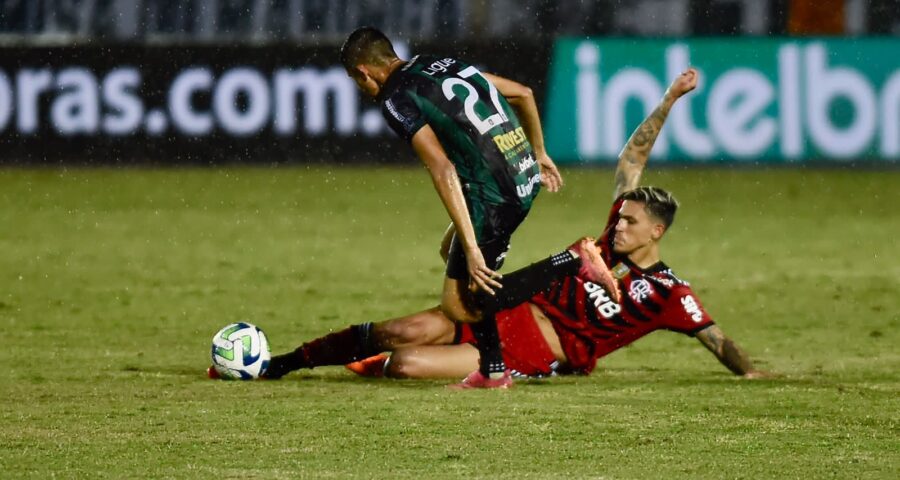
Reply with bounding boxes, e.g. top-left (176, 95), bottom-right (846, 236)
top-left (0, 0), bottom-right (898, 165)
